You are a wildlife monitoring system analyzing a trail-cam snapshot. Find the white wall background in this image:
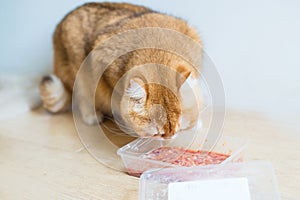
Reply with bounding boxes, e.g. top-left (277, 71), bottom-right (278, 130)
top-left (1, 0), bottom-right (299, 122)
